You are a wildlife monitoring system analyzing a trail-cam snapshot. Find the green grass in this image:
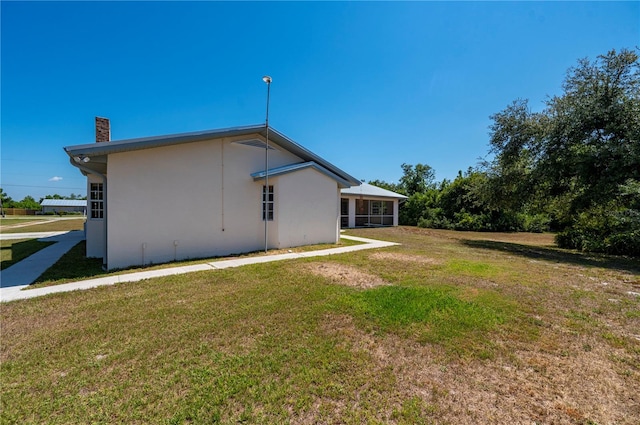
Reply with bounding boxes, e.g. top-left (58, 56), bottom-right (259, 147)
top-left (1, 238), bottom-right (55, 270)
top-left (32, 241), bottom-right (104, 284)
top-left (444, 259), bottom-right (500, 277)
top-left (2, 227), bottom-right (638, 424)
top-left (3, 265), bottom-right (393, 423)
top-left (29, 237), bottom-right (365, 288)
top-left (0, 217), bottom-right (47, 225)
top-left (337, 285), bottom-right (510, 357)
